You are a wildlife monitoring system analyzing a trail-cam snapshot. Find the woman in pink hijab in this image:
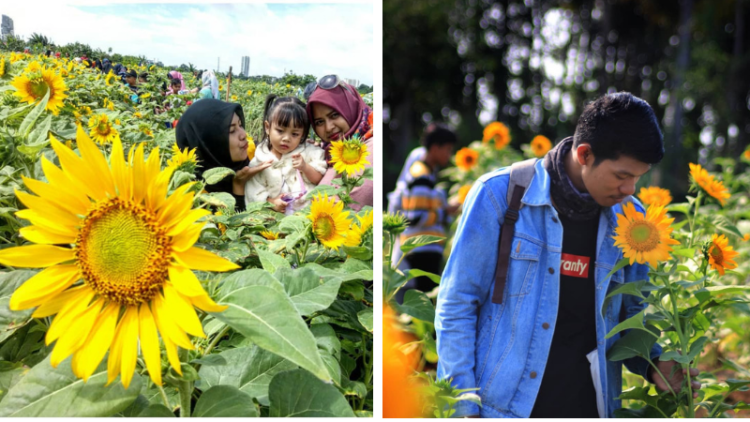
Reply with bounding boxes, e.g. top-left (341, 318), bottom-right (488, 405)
top-left (306, 76), bottom-right (373, 211)
top-left (168, 70), bottom-right (186, 91)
